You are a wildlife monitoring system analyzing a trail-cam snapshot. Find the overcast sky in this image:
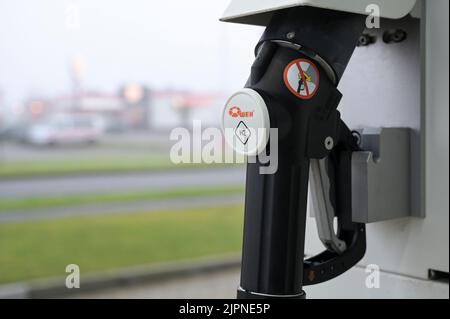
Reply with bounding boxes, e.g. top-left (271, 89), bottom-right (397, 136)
top-left (0, 0), bottom-right (263, 106)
